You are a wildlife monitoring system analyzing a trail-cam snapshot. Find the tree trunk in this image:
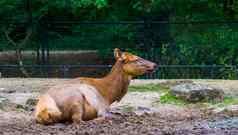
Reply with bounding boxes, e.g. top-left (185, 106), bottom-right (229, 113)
top-left (4, 27), bottom-right (33, 77)
top-left (16, 48), bottom-right (29, 77)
